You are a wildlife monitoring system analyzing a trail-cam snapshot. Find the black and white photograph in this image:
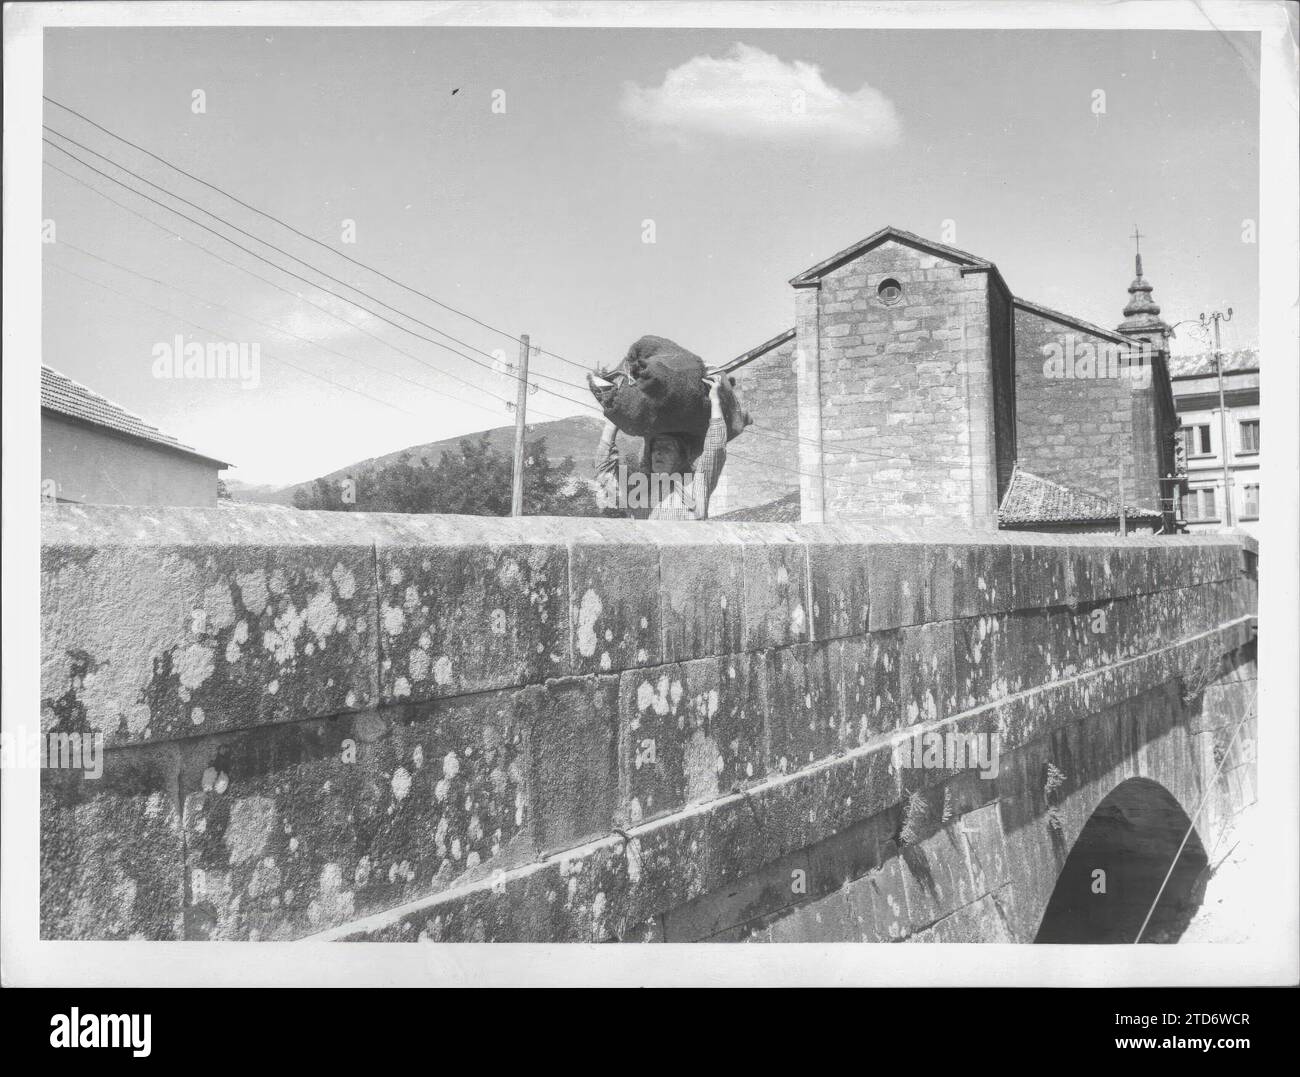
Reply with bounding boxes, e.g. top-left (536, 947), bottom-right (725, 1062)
top-left (2, 0), bottom-right (1297, 1016)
